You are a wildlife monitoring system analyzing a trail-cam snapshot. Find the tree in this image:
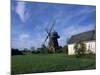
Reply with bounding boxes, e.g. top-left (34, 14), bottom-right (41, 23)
top-left (87, 49), bottom-right (94, 55)
top-left (35, 48), bottom-right (41, 54)
top-left (11, 48), bottom-right (23, 56)
top-left (55, 46), bottom-right (63, 53)
top-left (31, 47), bottom-right (35, 51)
top-left (22, 48), bottom-right (32, 55)
top-left (63, 45), bottom-right (68, 54)
top-left (23, 48), bottom-right (29, 52)
top-left (40, 45), bottom-right (48, 54)
top-left (31, 47), bottom-right (36, 54)
top-left (74, 41), bottom-right (86, 57)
